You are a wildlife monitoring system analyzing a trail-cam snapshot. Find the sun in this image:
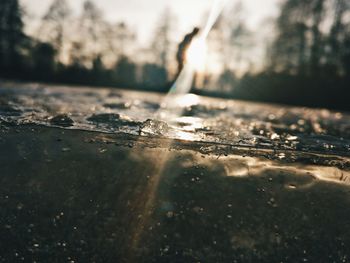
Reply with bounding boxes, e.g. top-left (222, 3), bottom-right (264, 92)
top-left (186, 37), bottom-right (208, 72)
